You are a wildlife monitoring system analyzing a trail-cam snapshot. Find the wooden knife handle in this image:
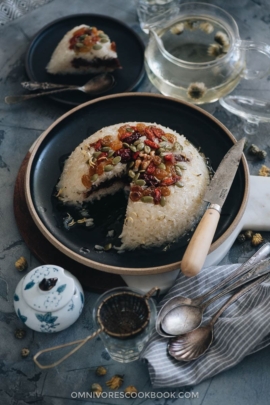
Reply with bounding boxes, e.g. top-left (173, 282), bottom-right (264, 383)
top-left (181, 206), bottom-right (220, 277)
